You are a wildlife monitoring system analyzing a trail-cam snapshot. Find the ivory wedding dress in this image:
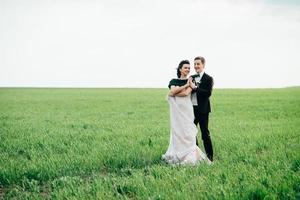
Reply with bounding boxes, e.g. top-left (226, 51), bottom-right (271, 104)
top-left (162, 93), bottom-right (207, 165)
